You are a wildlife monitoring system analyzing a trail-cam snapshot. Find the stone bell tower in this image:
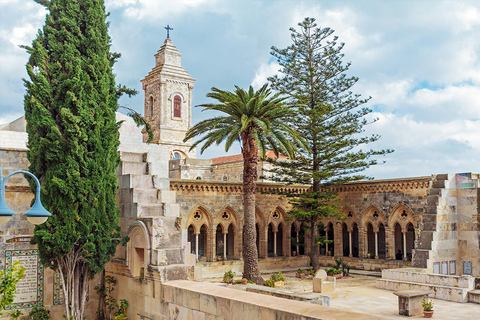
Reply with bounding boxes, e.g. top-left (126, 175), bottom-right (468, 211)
top-left (141, 36), bottom-right (196, 159)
